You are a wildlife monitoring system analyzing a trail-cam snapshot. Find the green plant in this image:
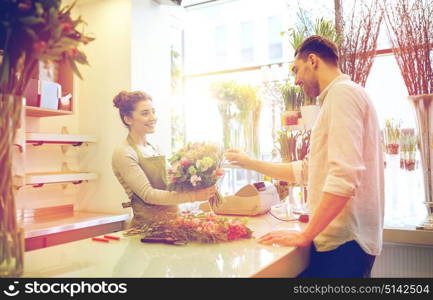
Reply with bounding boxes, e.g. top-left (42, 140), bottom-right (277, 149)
top-left (280, 83), bottom-right (303, 111)
top-left (384, 118), bottom-right (401, 144)
top-left (0, 0), bottom-right (94, 94)
top-left (277, 130), bottom-right (299, 162)
top-left (283, 17), bottom-right (342, 52)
